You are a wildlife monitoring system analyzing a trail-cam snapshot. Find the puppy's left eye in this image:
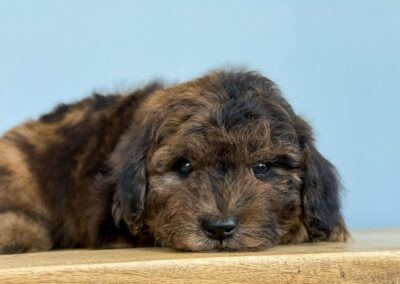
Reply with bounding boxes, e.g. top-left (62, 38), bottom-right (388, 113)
top-left (250, 163), bottom-right (272, 181)
top-left (172, 158), bottom-right (194, 178)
